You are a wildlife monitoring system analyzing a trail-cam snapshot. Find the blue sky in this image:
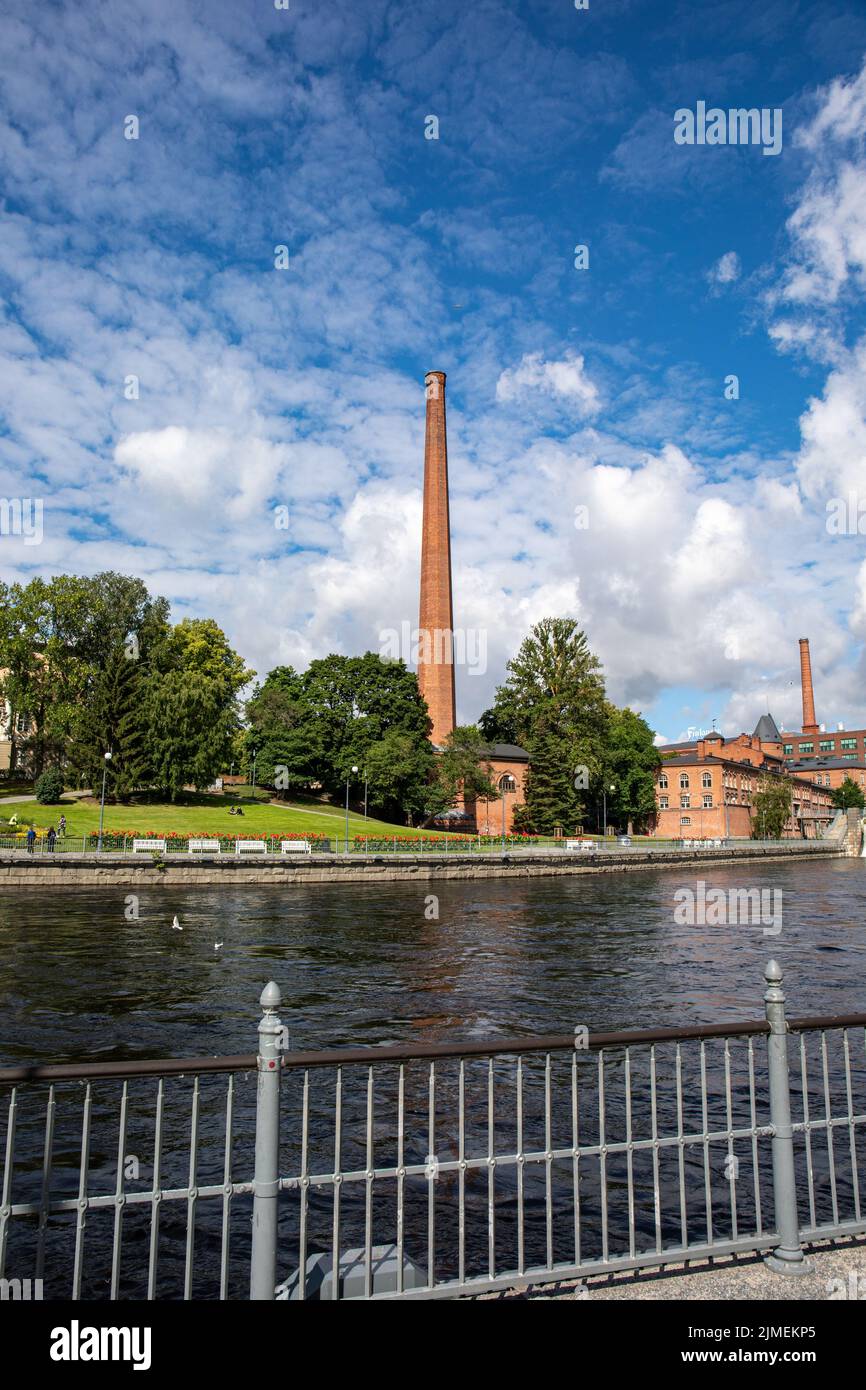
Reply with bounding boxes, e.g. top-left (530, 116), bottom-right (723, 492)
top-left (2, 0), bottom-right (866, 742)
